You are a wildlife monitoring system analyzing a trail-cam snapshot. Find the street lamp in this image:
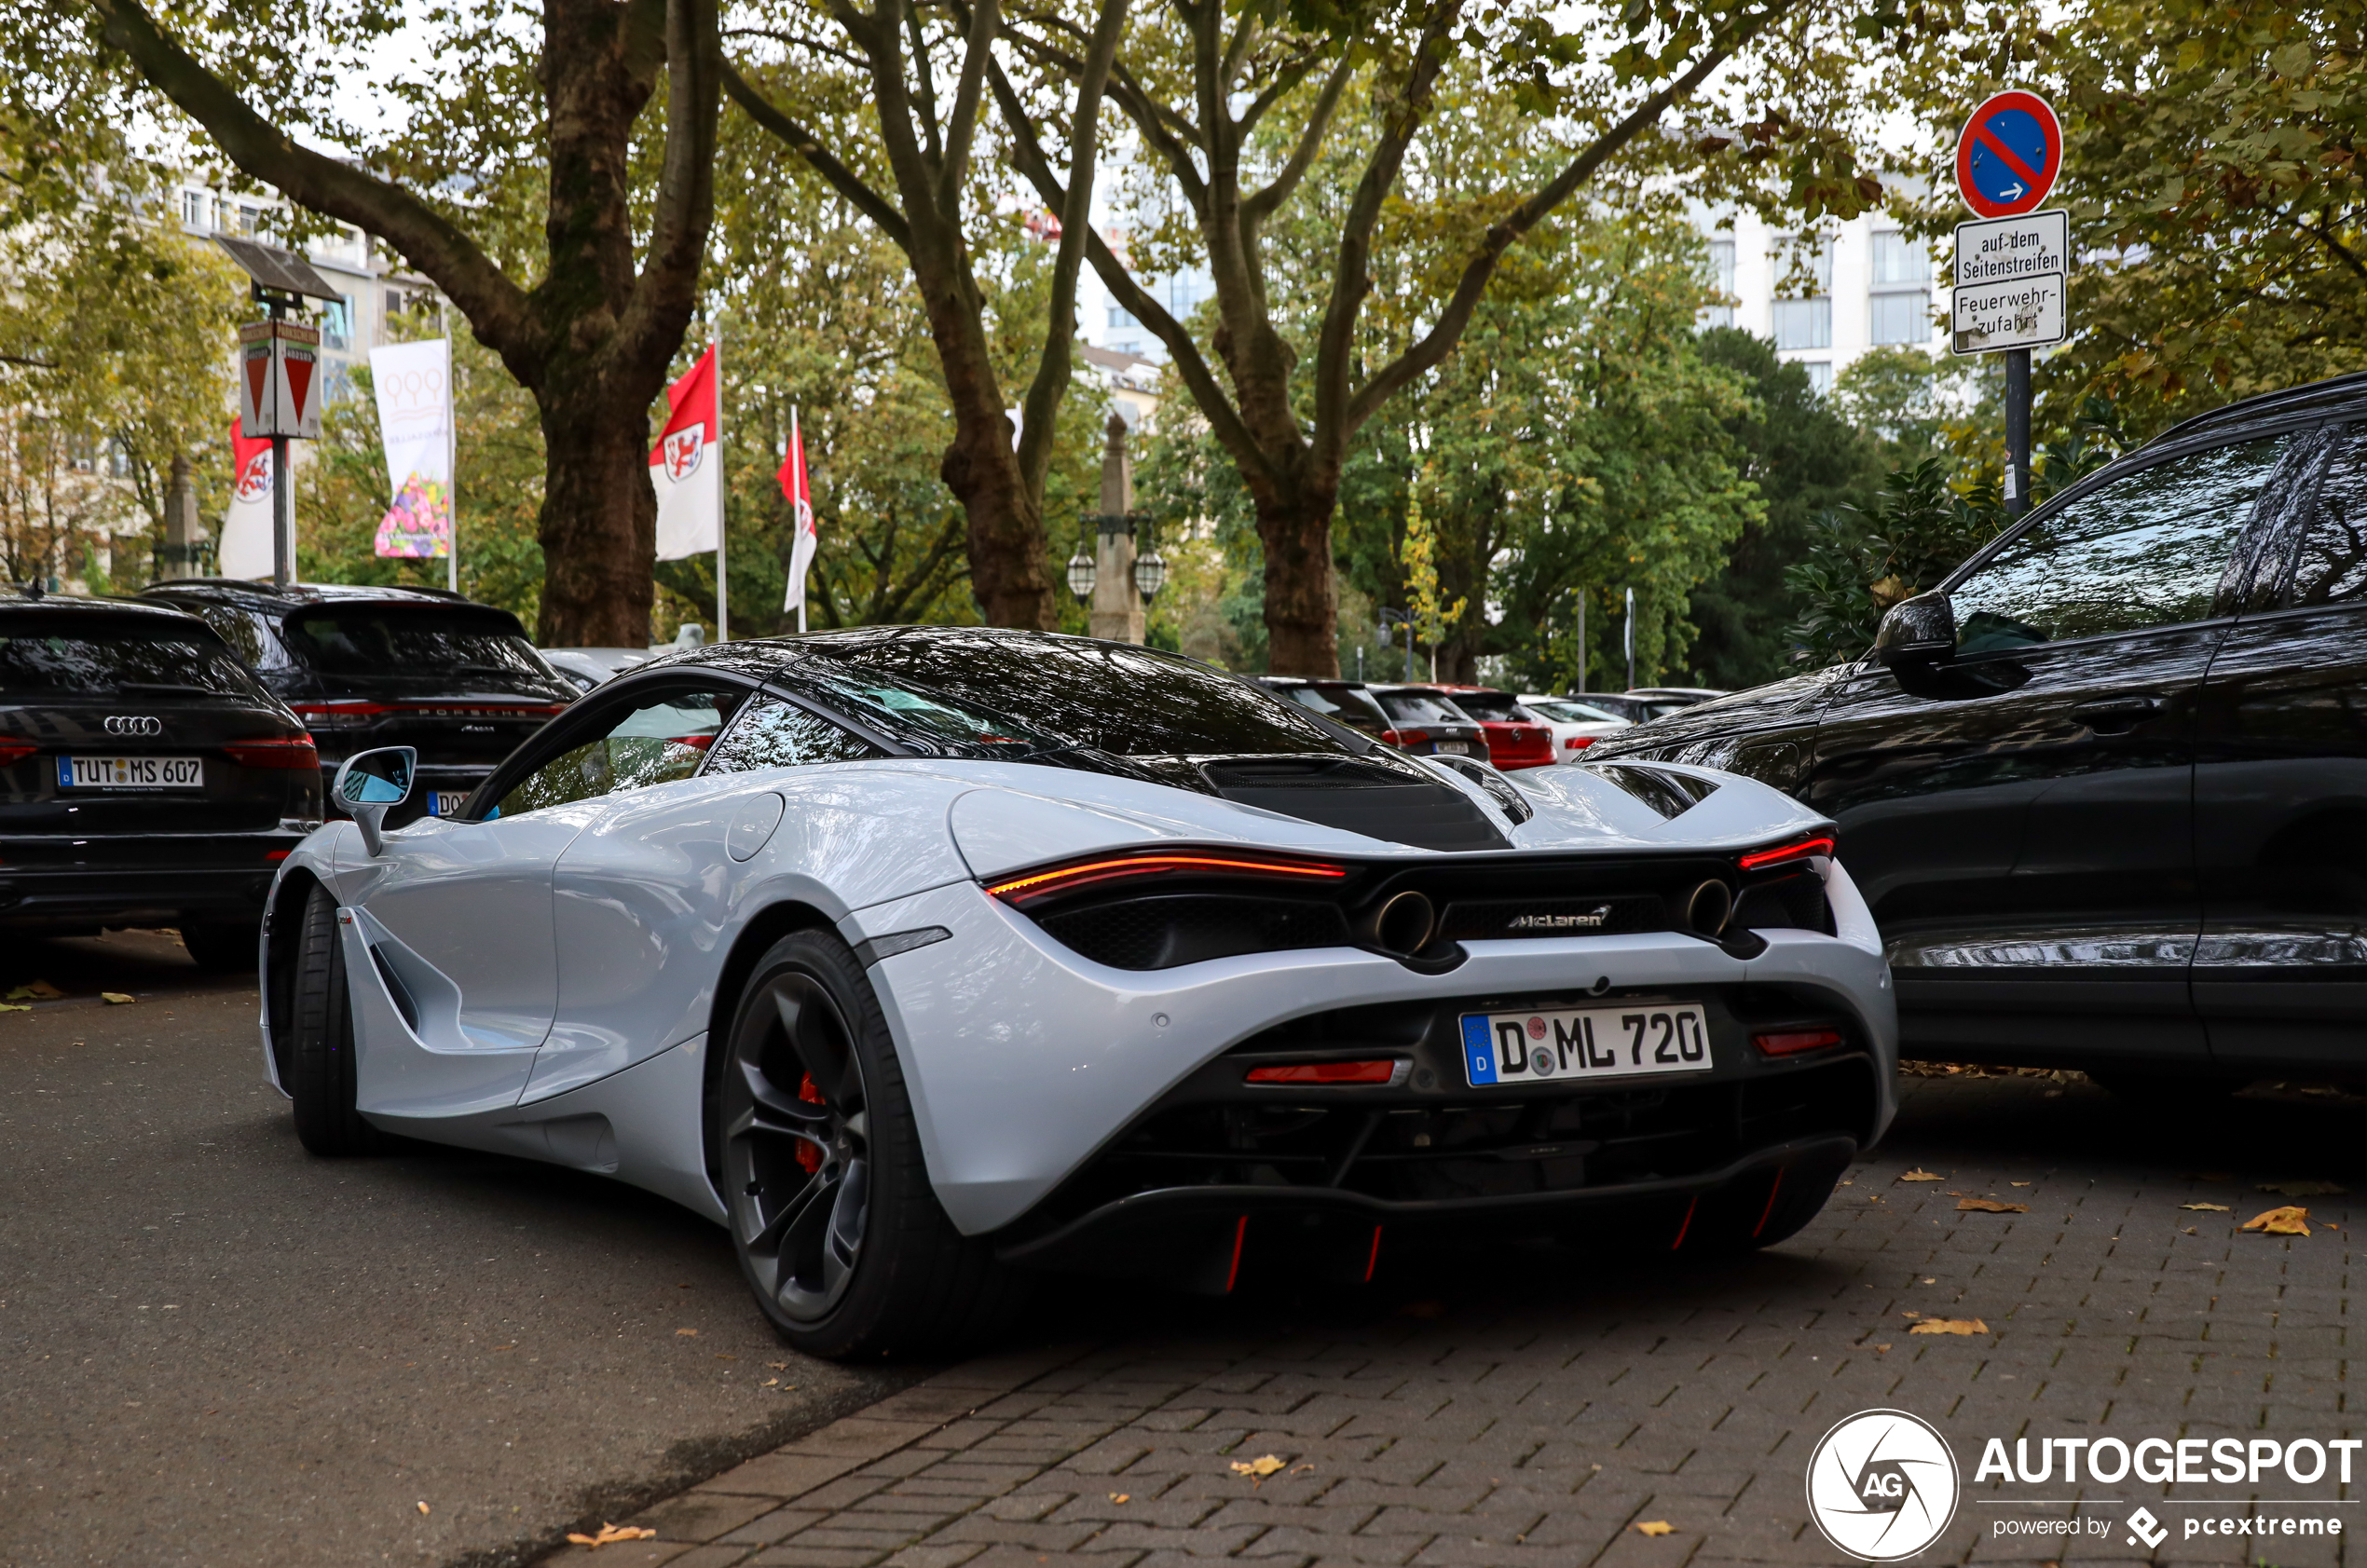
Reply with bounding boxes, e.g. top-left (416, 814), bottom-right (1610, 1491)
top-left (1065, 545), bottom-right (1097, 603)
top-left (1131, 546), bottom-right (1167, 603)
